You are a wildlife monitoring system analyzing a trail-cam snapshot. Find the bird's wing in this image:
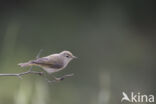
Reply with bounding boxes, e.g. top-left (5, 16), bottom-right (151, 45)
top-left (31, 56), bottom-right (63, 69)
